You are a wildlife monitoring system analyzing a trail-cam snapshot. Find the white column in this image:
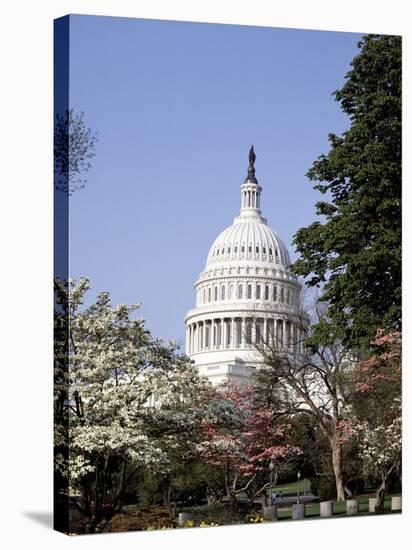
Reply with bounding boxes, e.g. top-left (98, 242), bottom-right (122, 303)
top-left (192, 324), bottom-right (196, 353)
top-left (233, 318), bottom-right (237, 348)
top-left (200, 322), bottom-right (204, 351)
top-left (288, 321), bottom-right (292, 349)
top-left (186, 325), bottom-right (190, 354)
top-left (211, 319), bottom-right (215, 349)
top-left (277, 319), bottom-right (283, 350)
